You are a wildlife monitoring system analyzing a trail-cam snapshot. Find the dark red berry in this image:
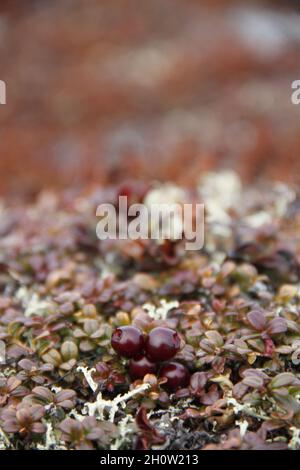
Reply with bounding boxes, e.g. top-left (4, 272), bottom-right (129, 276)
top-left (111, 326), bottom-right (144, 358)
top-left (159, 362), bottom-right (190, 391)
top-left (129, 355), bottom-right (157, 380)
top-left (145, 327), bottom-right (181, 362)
